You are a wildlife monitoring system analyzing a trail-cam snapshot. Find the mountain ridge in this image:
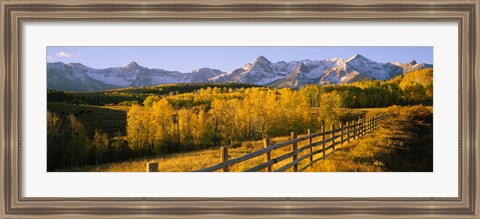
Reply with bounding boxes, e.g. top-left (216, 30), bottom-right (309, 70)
top-left (47, 54), bottom-right (433, 91)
